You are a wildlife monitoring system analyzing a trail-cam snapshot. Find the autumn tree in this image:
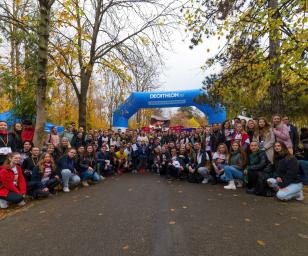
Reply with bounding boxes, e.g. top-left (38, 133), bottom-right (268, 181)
top-left (50, 0), bottom-right (180, 129)
top-left (183, 0), bottom-right (308, 117)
